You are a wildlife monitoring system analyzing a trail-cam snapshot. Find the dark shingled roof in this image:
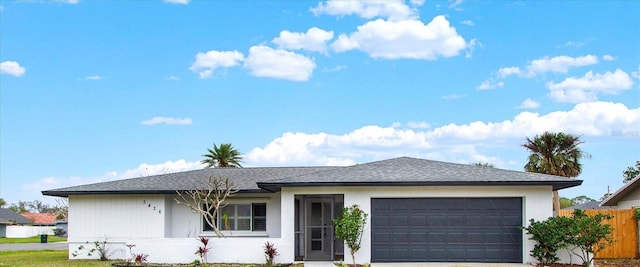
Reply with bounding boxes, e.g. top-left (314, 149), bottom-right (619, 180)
top-left (0, 208), bottom-right (32, 225)
top-left (42, 166), bottom-right (336, 197)
top-left (42, 157), bottom-right (582, 197)
top-left (257, 157), bottom-right (582, 192)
